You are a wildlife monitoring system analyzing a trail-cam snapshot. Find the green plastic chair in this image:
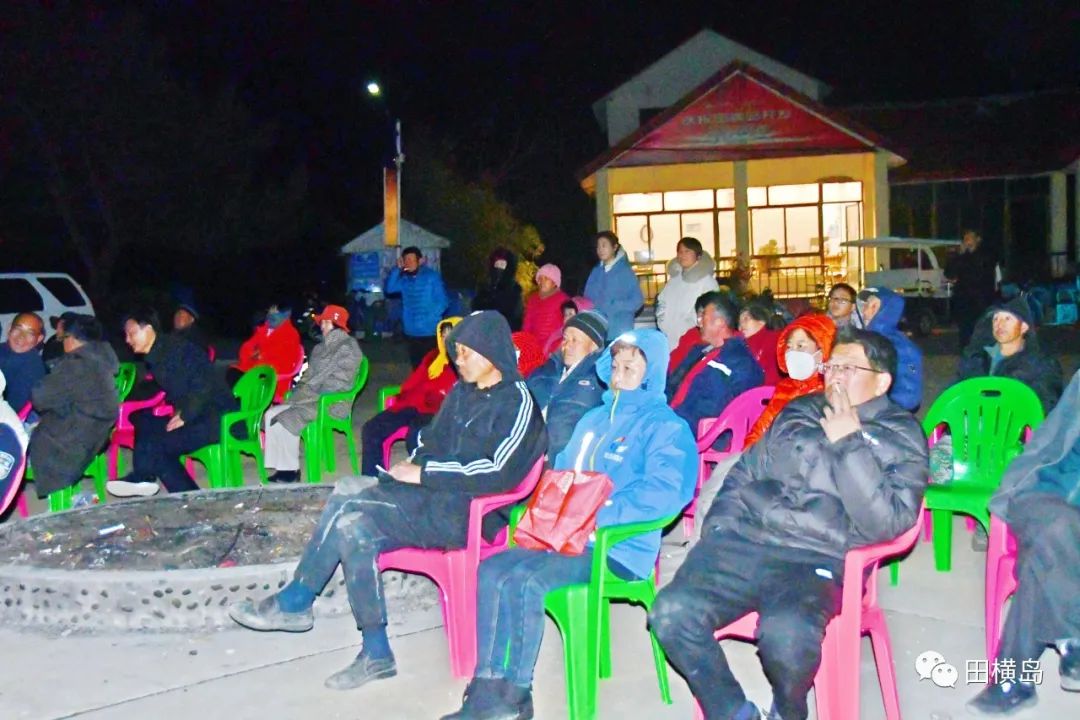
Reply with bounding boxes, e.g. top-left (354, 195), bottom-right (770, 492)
top-left (507, 507), bottom-right (674, 720)
top-left (301, 356), bottom-right (370, 484)
top-left (378, 384), bottom-right (401, 411)
top-left (185, 365), bottom-right (277, 488)
top-left (115, 362), bottom-right (137, 403)
top-left (921, 377), bottom-right (1043, 572)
